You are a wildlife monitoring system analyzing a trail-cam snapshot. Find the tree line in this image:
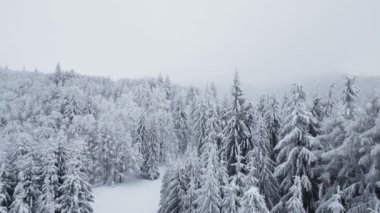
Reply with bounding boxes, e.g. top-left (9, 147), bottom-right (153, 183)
top-left (0, 65), bottom-right (379, 212)
top-left (158, 72), bottom-right (380, 213)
